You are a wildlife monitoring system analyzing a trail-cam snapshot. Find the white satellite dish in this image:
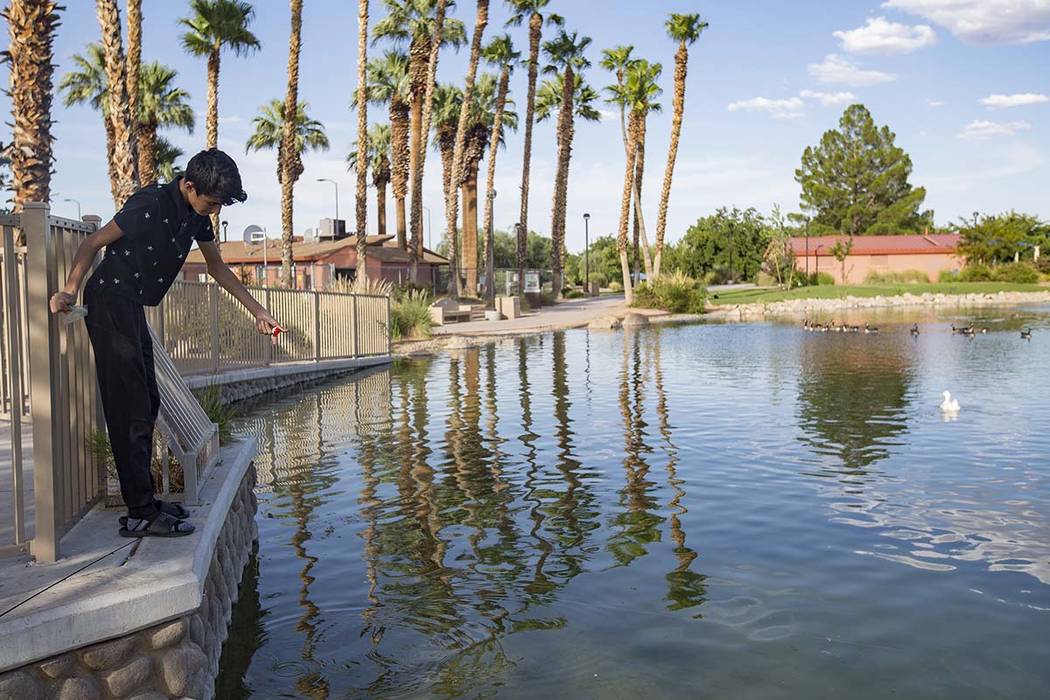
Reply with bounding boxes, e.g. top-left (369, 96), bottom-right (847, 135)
top-left (242, 224), bottom-right (266, 243)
